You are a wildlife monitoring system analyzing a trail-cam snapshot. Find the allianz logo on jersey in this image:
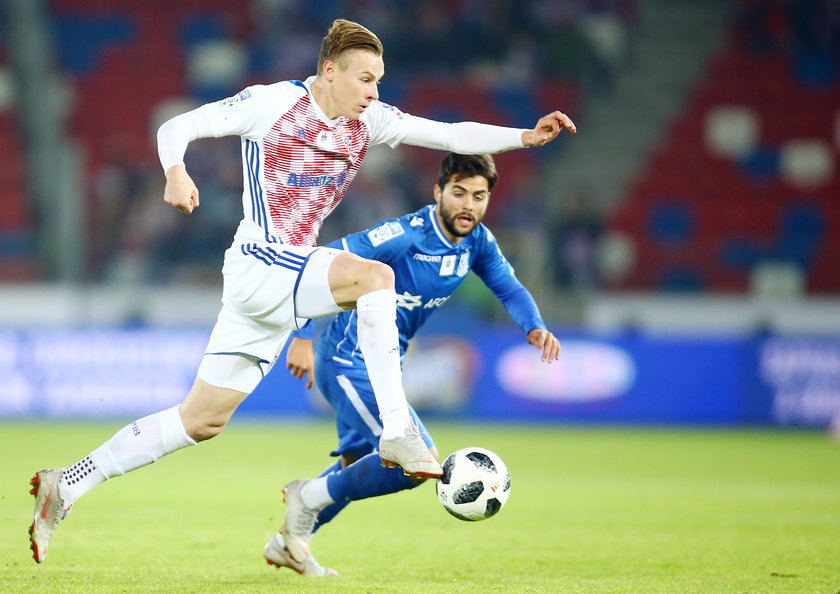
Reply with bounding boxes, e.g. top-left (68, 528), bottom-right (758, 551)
top-left (396, 292), bottom-right (450, 311)
top-left (286, 170), bottom-right (348, 188)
